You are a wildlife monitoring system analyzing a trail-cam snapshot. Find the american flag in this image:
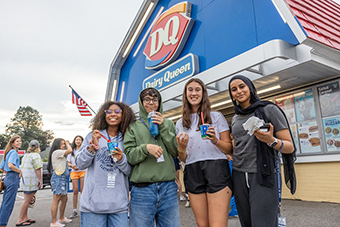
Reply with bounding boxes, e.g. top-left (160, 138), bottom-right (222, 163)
top-left (71, 89), bottom-right (92, 116)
